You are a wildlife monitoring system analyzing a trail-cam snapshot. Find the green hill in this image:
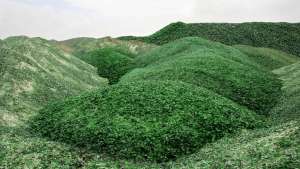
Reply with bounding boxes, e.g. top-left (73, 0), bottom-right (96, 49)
top-left (121, 37), bottom-right (282, 114)
top-left (235, 45), bottom-right (299, 70)
top-left (30, 80), bottom-right (262, 162)
top-left (56, 37), bottom-right (156, 58)
top-left (1, 26), bottom-right (299, 168)
top-left (0, 36), bottom-right (107, 126)
top-left (84, 48), bottom-right (134, 84)
top-left (55, 37), bottom-right (156, 84)
top-left (271, 62), bottom-right (300, 121)
top-left (120, 22), bottom-right (300, 56)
